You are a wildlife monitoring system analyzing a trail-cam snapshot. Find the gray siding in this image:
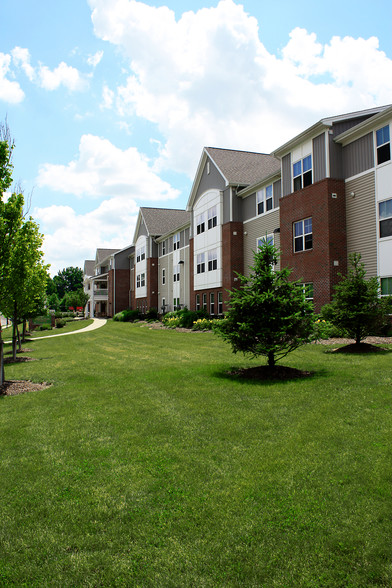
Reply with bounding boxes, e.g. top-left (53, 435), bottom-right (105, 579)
top-left (222, 186), bottom-right (232, 224)
top-left (345, 171), bottom-right (377, 277)
top-left (343, 133), bottom-right (374, 179)
top-left (313, 133), bottom-right (326, 182)
top-left (242, 193), bottom-right (257, 222)
top-left (329, 135), bottom-right (343, 179)
top-left (282, 153), bottom-right (291, 197)
top-left (158, 245), bottom-right (190, 311)
top-left (139, 219), bottom-right (148, 237)
top-left (243, 209), bottom-right (281, 276)
top-left (273, 179), bottom-right (281, 207)
top-left (194, 157), bottom-right (226, 206)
